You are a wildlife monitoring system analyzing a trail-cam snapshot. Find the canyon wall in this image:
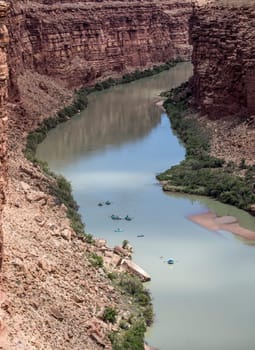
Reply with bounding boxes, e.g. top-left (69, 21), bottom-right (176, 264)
top-left (190, 1), bottom-right (255, 119)
top-left (7, 0), bottom-right (192, 94)
top-left (0, 1), bottom-right (8, 274)
top-left (1, 0), bottom-right (195, 273)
